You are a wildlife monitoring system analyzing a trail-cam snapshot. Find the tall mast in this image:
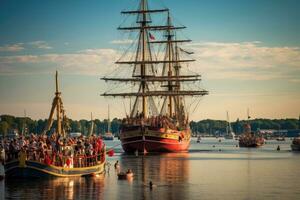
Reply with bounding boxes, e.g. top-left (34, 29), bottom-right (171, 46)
top-left (141, 0), bottom-right (147, 118)
top-left (107, 105), bottom-right (111, 133)
top-left (102, 0), bottom-right (209, 121)
top-left (167, 12), bottom-right (173, 116)
top-left (44, 71), bottom-right (66, 137)
top-left (89, 112), bottom-right (94, 136)
top-left (226, 111), bottom-right (232, 134)
top-left (55, 71), bottom-right (62, 136)
top-left (22, 109), bottom-right (27, 136)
